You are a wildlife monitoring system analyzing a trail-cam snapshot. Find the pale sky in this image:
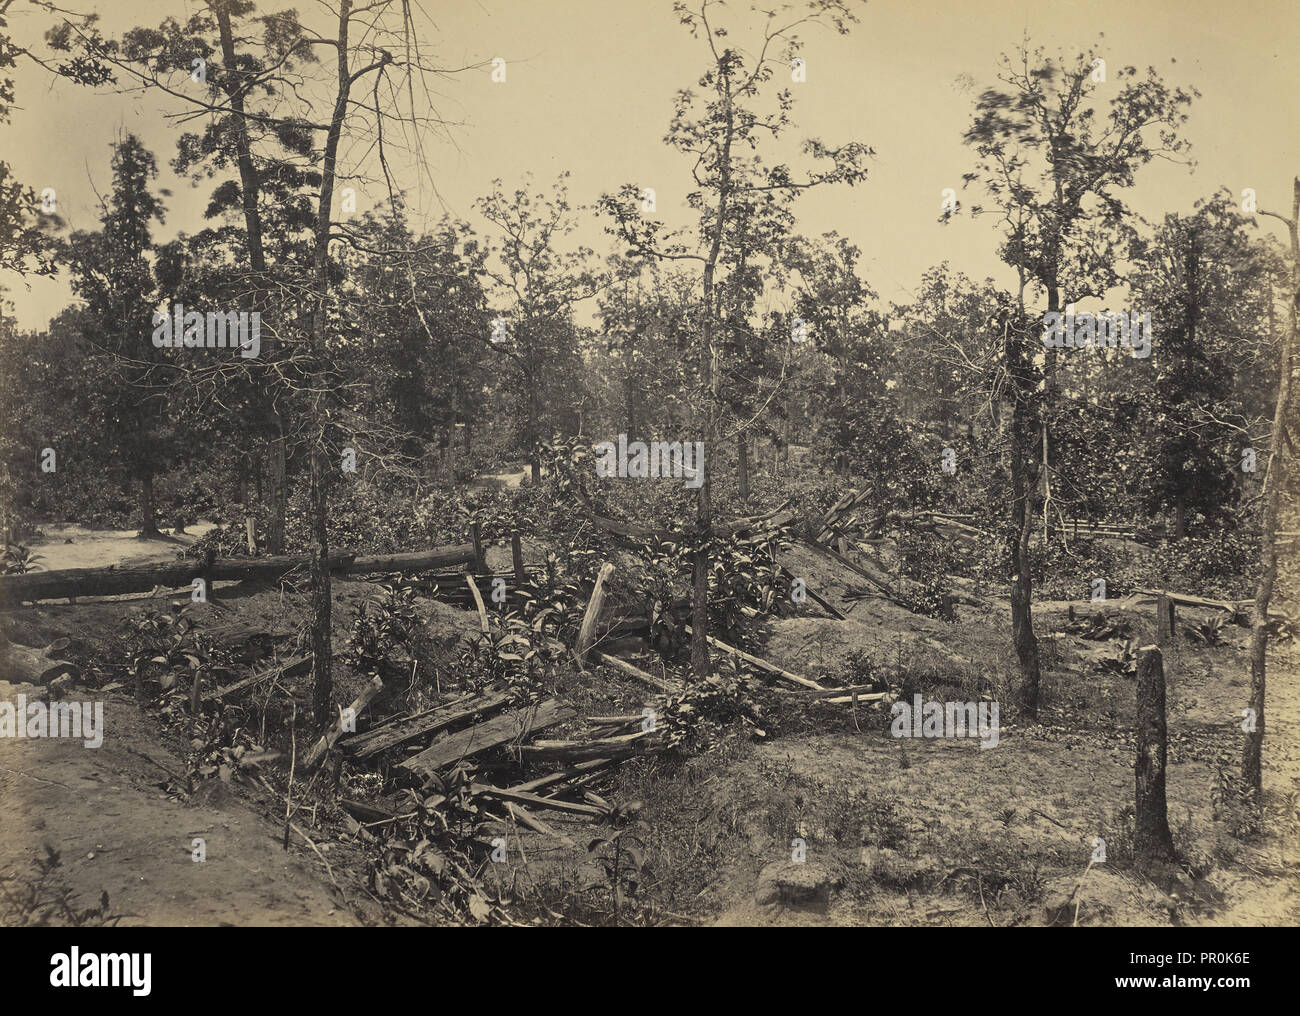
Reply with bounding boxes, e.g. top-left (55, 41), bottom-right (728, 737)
top-left (3, 0), bottom-right (1297, 330)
